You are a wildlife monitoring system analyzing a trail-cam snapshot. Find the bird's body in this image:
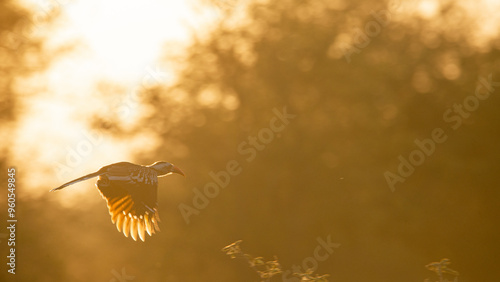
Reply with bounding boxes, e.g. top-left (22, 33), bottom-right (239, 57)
top-left (51, 161), bottom-right (184, 242)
